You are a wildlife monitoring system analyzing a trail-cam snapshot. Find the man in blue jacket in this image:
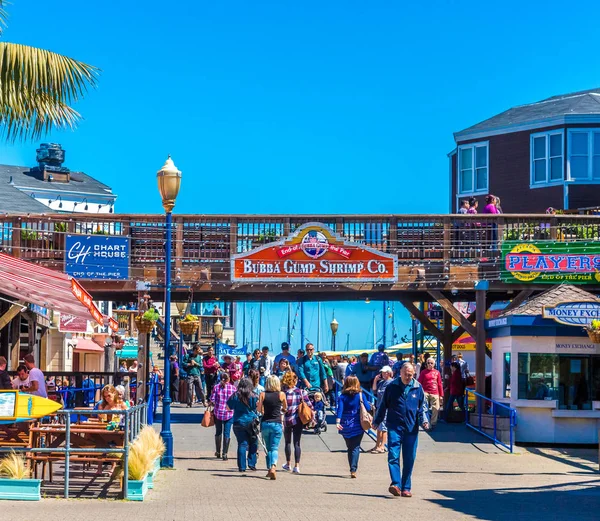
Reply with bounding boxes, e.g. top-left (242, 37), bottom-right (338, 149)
top-left (297, 343), bottom-right (328, 392)
top-left (373, 362), bottom-right (429, 498)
